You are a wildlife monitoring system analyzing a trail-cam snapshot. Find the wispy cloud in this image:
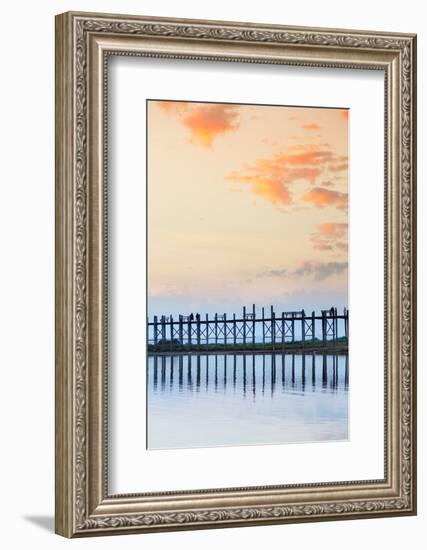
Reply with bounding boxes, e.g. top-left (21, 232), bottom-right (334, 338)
top-left (227, 144), bottom-right (348, 206)
top-left (329, 161), bottom-right (349, 173)
top-left (263, 268), bottom-right (289, 278)
top-left (302, 123), bottom-right (320, 130)
top-left (335, 242), bottom-right (349, 252)
top-left (310, 222), bottom-right (348, 253)
top-left (262, 261), bottom-right (348, 281)
top-left (294, 261), bottom-right (348, 280)
top-left (156, 101), bottom-right (240, 147)
top-left (226, 173), bottom-right (293, 204)
top-left (302, 187), bottom-right (348, 209)
top-left (317, 222), bottom-right (348, 238)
